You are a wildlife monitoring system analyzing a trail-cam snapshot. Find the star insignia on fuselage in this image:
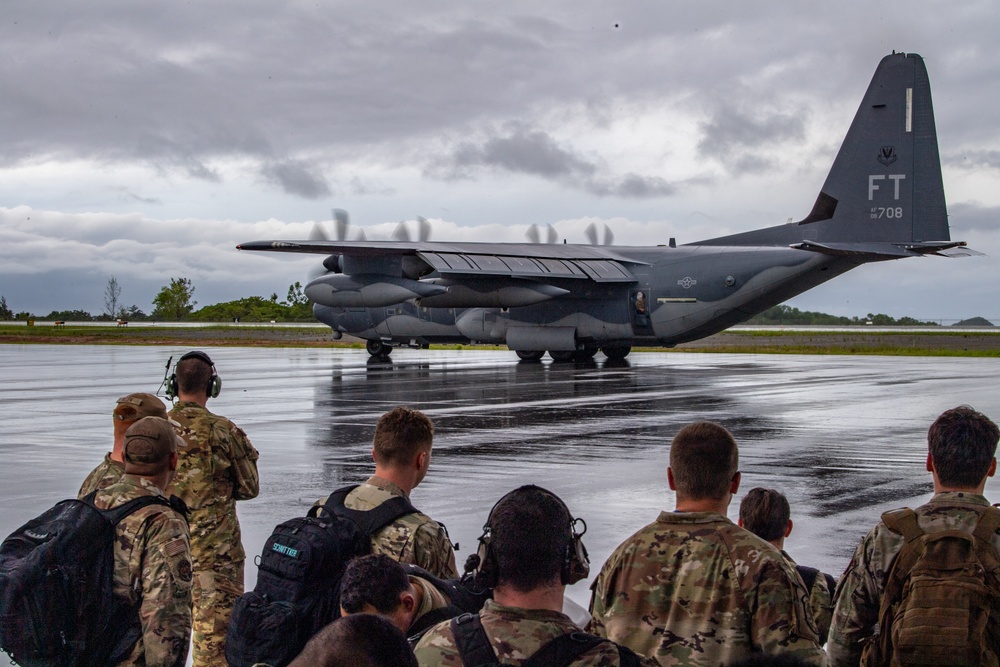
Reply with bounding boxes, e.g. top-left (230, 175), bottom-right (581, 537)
top-left (677, 277), bottom-right (697, 289)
